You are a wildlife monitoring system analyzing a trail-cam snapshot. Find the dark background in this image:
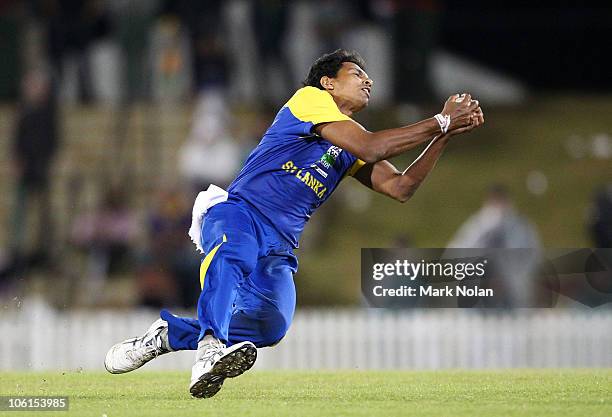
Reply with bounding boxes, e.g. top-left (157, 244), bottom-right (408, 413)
top-left (440, 4), bottom-right (611, 90)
